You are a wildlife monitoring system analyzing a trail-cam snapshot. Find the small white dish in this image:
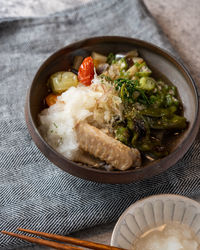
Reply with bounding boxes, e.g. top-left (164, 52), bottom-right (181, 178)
top-left (111, 194), bottom-right (200, 249)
